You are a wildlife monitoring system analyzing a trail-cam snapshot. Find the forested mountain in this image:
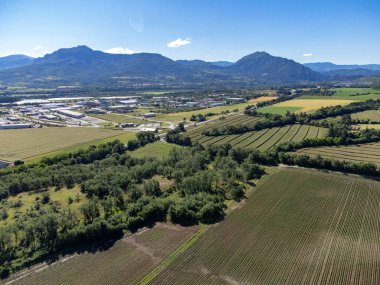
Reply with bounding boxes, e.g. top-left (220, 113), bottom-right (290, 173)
top-left (305, 62), bottom-right (380, 72)
top-left (0, 46), bottom-right (322, 87)
top-left (0, 55), bottom-right (34, 70)
top-left (230, 52), bottom-right (322, 82)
